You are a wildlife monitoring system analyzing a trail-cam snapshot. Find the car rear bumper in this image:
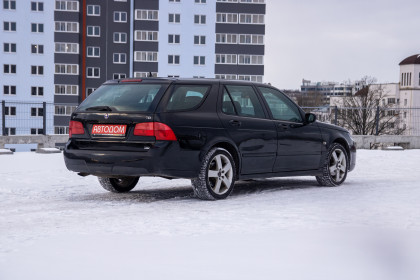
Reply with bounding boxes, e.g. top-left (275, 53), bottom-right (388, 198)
top-left (63, 140), bottom-right (201, 179)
